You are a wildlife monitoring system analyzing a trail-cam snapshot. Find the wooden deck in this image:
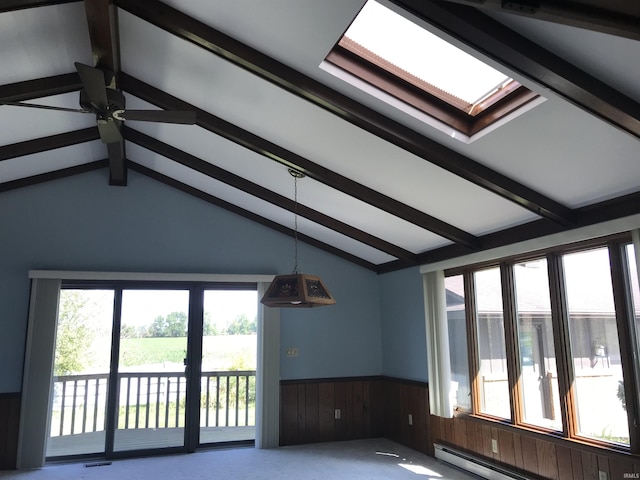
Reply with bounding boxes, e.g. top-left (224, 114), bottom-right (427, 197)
top-left (46, 426), bottom-right (255, 457)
